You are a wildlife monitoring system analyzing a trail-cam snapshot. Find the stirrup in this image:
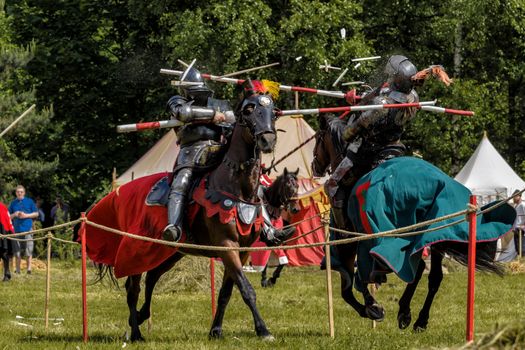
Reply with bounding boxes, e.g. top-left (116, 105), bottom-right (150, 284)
top-left (162, 224), bottom-right (182, 242)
